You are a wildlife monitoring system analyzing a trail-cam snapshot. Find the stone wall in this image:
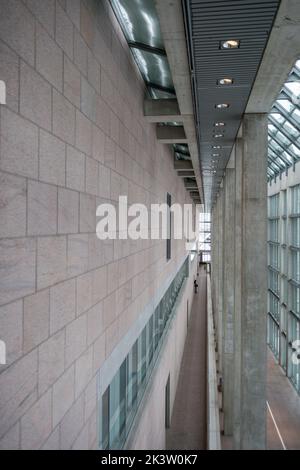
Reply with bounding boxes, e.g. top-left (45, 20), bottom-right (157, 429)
top-left (0, 0), bottom-right (193, 449)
